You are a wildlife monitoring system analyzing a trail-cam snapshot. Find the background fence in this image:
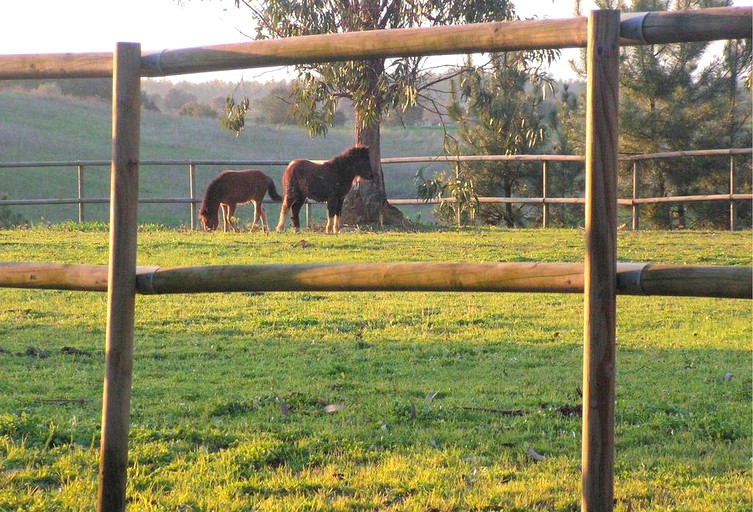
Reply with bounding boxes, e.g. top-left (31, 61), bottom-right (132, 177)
top-left (1, 148), bottom-right (750, 230)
